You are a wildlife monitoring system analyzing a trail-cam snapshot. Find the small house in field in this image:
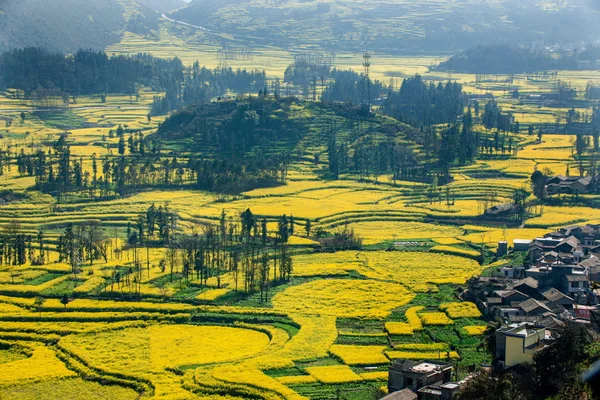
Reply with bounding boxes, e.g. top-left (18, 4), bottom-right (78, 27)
top-left (485, 203), bottom-right (516, 217)
top-left (546, 175), bottom-right (592, 195)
